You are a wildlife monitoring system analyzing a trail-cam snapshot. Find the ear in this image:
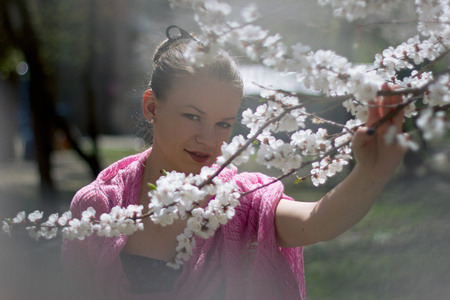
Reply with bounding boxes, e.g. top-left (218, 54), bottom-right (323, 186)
top-left (142, 89), bottom-right (158, 122)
